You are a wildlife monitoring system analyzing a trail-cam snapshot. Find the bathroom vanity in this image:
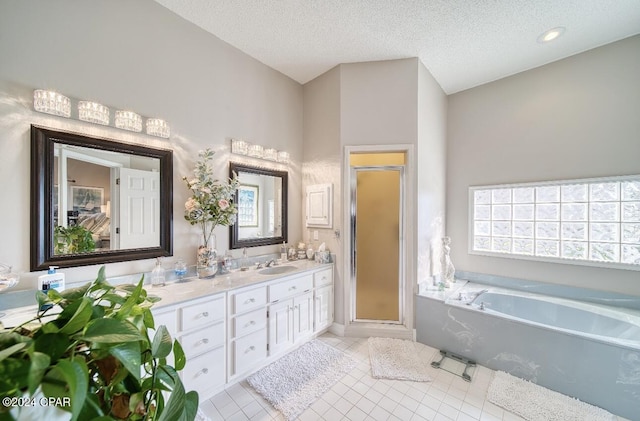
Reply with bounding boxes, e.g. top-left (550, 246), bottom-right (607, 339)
top-left (146, 260), bottom-right (333, 401)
